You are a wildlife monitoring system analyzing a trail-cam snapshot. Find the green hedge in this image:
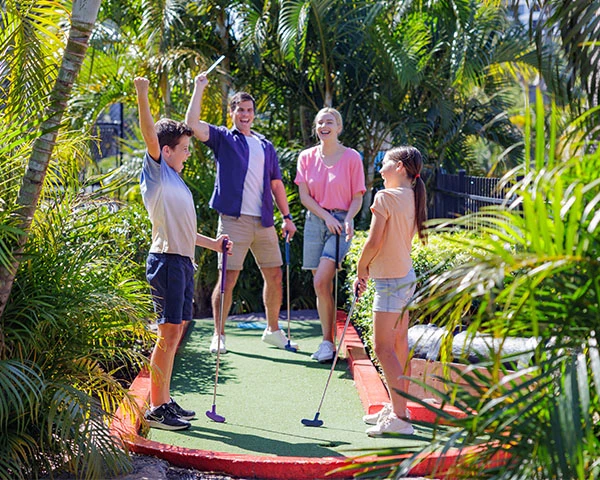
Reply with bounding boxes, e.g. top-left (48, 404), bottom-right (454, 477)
top-left (342, 230), bottom-right (477, 362)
